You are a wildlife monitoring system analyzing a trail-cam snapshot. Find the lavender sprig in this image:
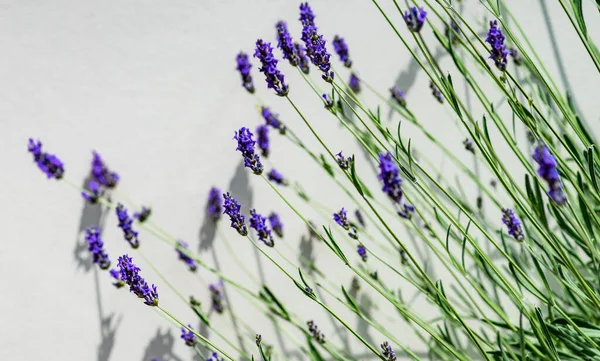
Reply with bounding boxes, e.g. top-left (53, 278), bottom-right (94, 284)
top-left (403, 7), bottom-right (427, 33)
top-left (332, 35), bottom-right (352, 67)
top-left (85, 226), bottom-right (111, 270)
top-left (269, 212), bottom-right (284, 238)
top-left (276, 21), bottom-right (299, 66)
top-left (261, 106), bottom-right (286, 134)
top-left (390, 87), bottom-right (406, 107)
top-left (267, 169), bottom-right (287, 186)
top-left (223, 192), bottom-right (247, 236)
top-left (250, 209), bottom-right (275, 247)
top-left (349, 73), bottom-right (361, 93)
top-left (234, 127), bottom-right (264, 175)
top-left (82, 180), bottom-right (102, 204)
top-left (236, 52), bottom-right (255, 93)
top-left (175, 240), bottom-right (197, 272)
top-left (254, 39), bottom-right (289, 96)
top-left (117, 254), bottom-right (158, 306)
top-left (299, 3), bottom-right (333, 82)
top-left (307, 320), bottom-right (326, 344)
top-left (256, 124), bottom-right (270, 157)
top-left (27, 138), bottom-right (65, 180)
top-left (180, 324), bottom-right (196, 347)
top-left (91, 151), bottom-right (119, 188)
top-left (116, 203), bottom-right (140, 248)
top-left (207, 187), bottom-right (223, 221)
top-left (502, 208), bottom-right (525, 241)
top-left (378, 152), bottom-right (404, 203)
top-left (485, 20), bottom-right (508, 71)
top-left (533, 144), bottom-right (567, 205)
